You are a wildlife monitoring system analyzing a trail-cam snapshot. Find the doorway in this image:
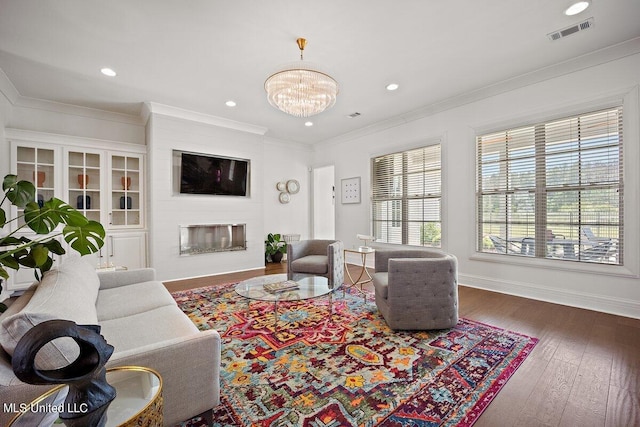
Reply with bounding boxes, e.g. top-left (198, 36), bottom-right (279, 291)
top-left (312, 165), bottom-right (335, 239)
